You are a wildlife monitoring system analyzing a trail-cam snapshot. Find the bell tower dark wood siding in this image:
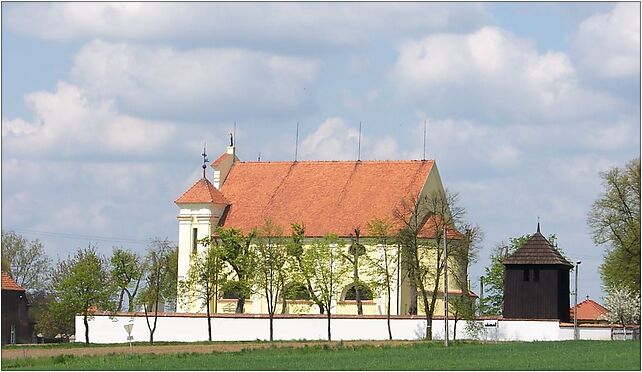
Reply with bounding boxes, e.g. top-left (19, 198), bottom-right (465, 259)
top-left (503, 224), bottom-right (572, 322)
